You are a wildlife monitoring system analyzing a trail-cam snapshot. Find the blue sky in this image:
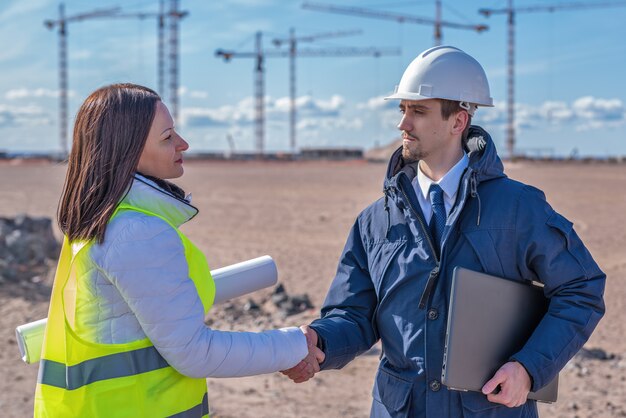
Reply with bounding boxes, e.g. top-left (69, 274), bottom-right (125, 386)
top-left (1, 0), bottom-right (626, 157)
